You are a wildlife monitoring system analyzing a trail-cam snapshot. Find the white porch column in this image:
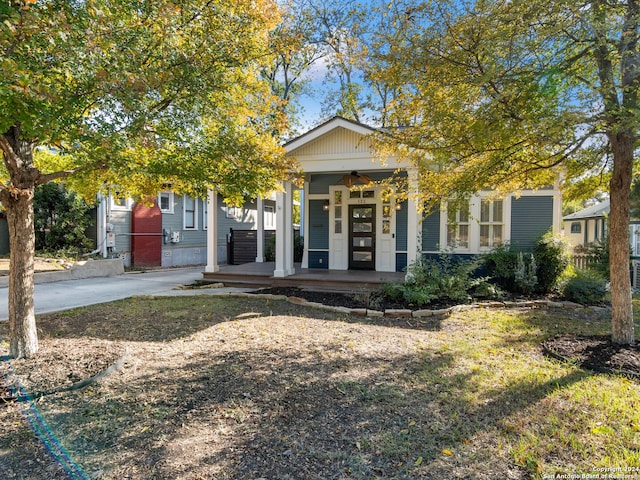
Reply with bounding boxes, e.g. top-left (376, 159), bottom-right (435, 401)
top-left (301, 180), bottom-right (309, 268)
top-left (406, 169), bottom-right (421, 268)
top-left (205, 189), bottom-right (219, 273)
top-left (274, 181), bottom-right (295, 277)
top-left (256, 196), bottom-right (265, 262)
